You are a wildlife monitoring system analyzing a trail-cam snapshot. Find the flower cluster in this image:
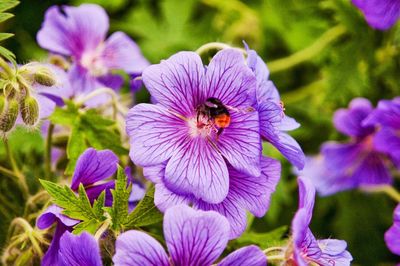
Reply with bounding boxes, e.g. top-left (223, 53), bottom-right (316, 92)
top-left (302, 97), bottom-right (400, 196)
